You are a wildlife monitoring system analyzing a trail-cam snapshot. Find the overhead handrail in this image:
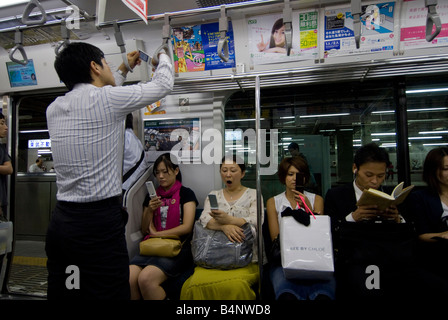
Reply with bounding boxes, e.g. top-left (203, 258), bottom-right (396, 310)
top-left (9, 28), bottom-right (28, 66)
top-left (113, 21), bottom-right (133, 73)
top-left (351, 0), bottom-right (362, 49)
top-left (151, 14), bottom-right (175, 76)
top-left (54, 18), bottom-right (70, 55)
top-left (283, 0), bottom-right (292, 56)
top-left (21, 0), bottom-right (47, 26)
top-left (217, 5), bottom-right (229, 62)
top-left (425, 0), bottom-right (442, 42)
